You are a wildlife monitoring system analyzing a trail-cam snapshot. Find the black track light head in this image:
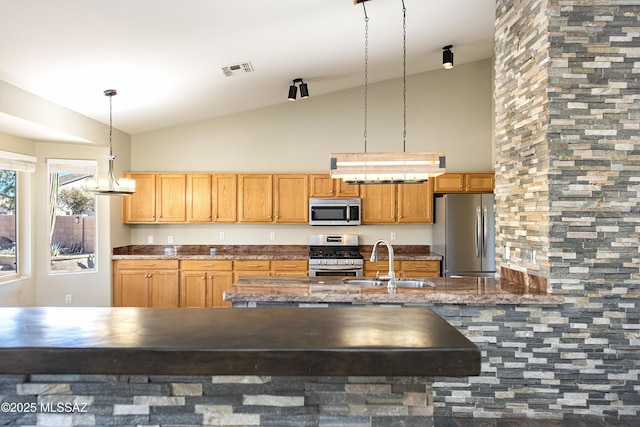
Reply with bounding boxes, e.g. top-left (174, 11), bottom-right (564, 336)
top-left (288, 78), bottom-right (308, 101)
top-left (442, 45), bottom-right (454, 70)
